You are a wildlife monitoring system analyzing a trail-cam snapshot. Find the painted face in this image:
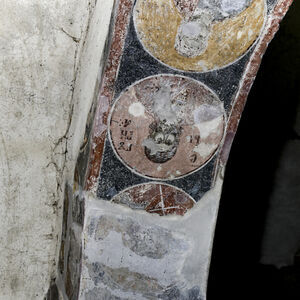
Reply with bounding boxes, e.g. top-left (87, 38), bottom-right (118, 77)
top-left (143, 121), bottom-right (182, 163)
top-left (134, 0), bottom-right (265, 72)
top-left (175, 8), bottom-right (213, 57)
top-left (175, 0), bottom-right (253, 57)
